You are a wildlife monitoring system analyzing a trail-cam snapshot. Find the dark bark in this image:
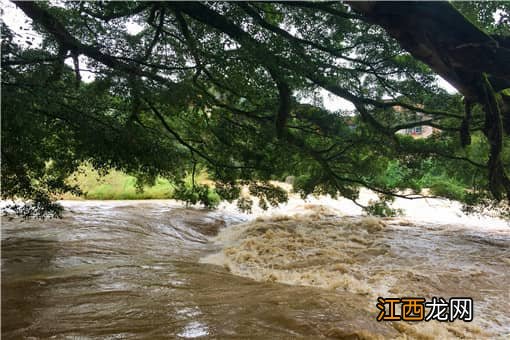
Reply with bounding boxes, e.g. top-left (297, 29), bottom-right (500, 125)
top-left (347, 1), bottom-right (510, 99)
